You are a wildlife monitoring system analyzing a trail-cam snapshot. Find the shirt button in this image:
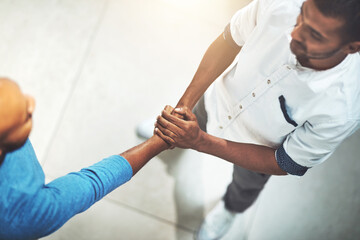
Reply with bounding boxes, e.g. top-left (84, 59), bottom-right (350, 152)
top-left (286, 65), bottom-right (291, 70)
top-left (239, 105), bottom-right (243, 109)
top-left (252, 92), bottom-right (256, 97)
top-left (219, 126), bottom-right (223, 129)
top-left (267, 79), bottom-right (271, 84)
top-left (228, 116), bottom-right (232, 120)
